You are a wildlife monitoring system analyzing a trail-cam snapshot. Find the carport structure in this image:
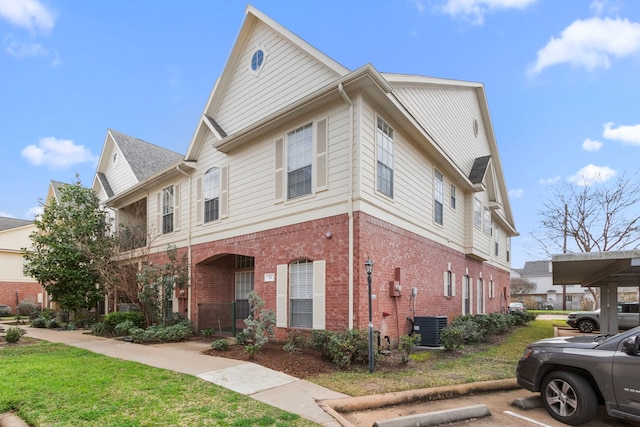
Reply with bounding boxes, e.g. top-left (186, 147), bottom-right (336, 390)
top-left (552, 250), bottom-right (640, 335)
